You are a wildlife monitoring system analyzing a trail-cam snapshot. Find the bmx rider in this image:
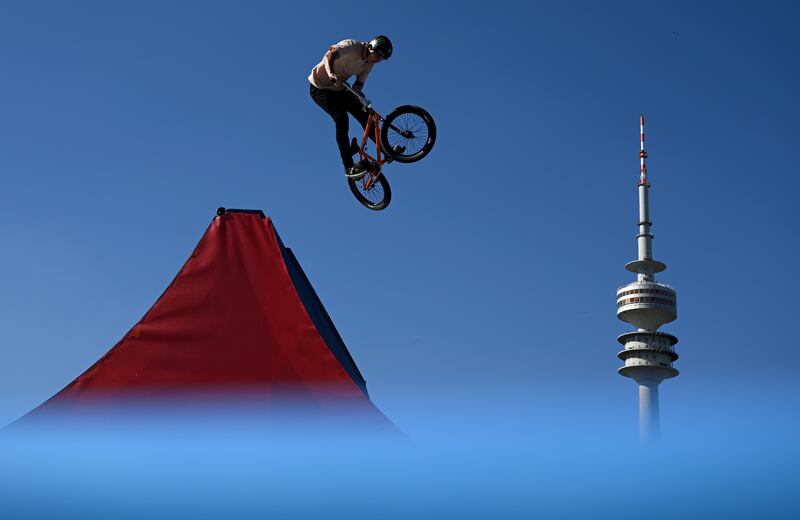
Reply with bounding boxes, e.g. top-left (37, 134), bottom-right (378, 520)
top-left (308, 36), bottom-right (393, 180)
